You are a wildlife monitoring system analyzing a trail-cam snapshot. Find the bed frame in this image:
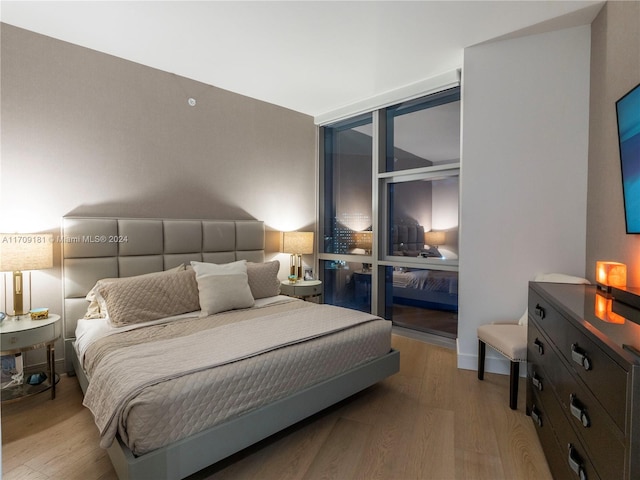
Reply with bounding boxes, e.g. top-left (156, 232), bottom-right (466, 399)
top-left (62, 217), bottom-right (400, 480)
